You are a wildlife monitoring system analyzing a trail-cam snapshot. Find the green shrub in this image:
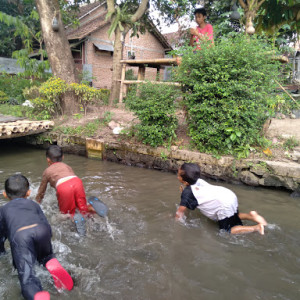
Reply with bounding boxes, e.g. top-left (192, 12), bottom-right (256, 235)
top-left (125, 69), bottom-right (137, 80)
top-left (125, 82), bottom-right (179, 147)
top-left (283, 137), bottom-right (299, 151)
top-left (30, 97), bottom-right (56, 120)
top-left (54, 118), bottom-right (103, 137)
top-left (25, 77), bottom-right (110, 118)
top-left (0, 73), bottom-right (41, 103)
top-left (39, 77), bottom-right (67, 114)
top-left (0, 103), bottom-right (33, 118)
top-left (0, 91), bottom-right (8, 103)
top-left (69, 83), bottom-right (109, 115)
top-left (174, 35), bottom-right (281, 158)
top-left (23, 86), bottom-right (40, 100)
